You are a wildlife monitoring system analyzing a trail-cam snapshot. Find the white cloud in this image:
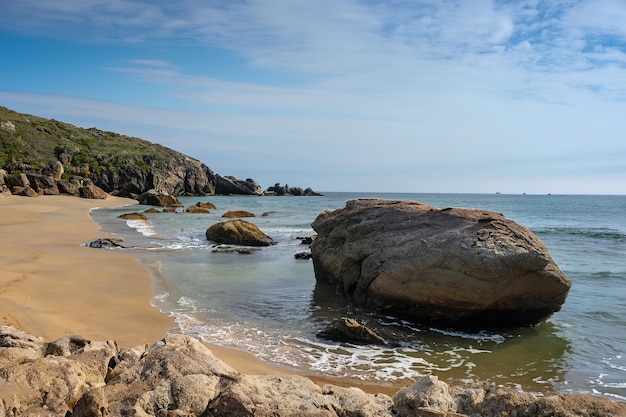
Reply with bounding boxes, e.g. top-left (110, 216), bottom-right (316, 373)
top-left (1, 0), bottom-right (626, 193)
